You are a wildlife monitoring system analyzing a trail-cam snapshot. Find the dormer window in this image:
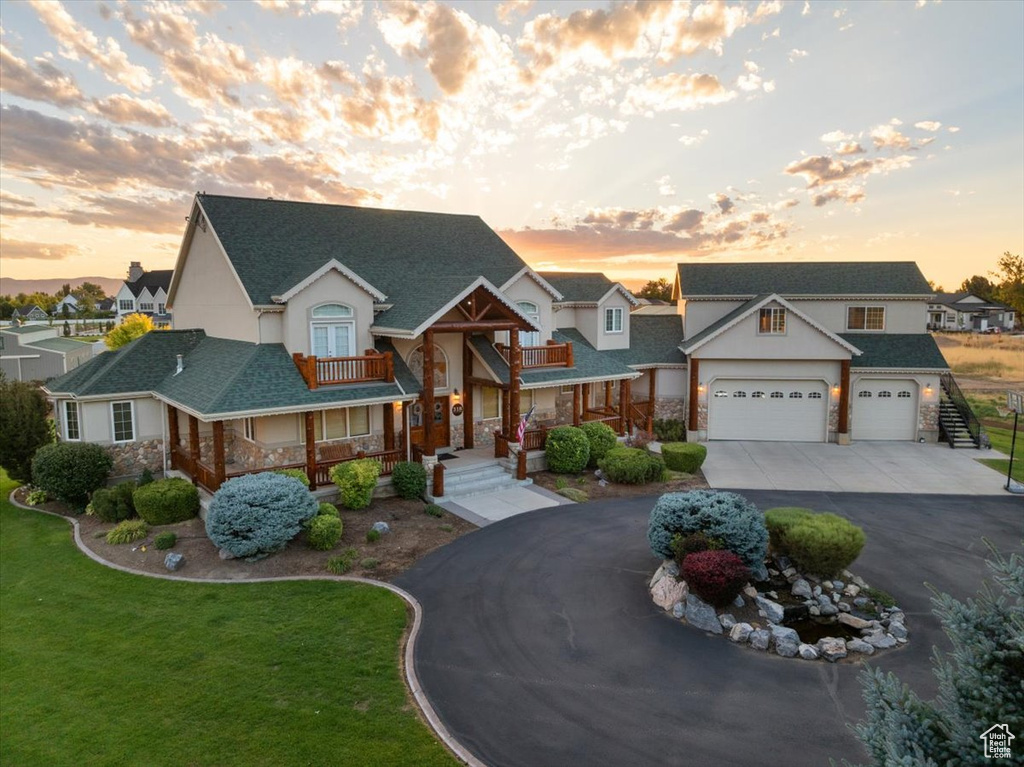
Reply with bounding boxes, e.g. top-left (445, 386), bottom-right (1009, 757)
top-left (758, 307), bottom-right (786, 334)
top-left (604, 307), bottom-right (623, 334)
top-left (310, 303), bottom-right (354, 358)
top-left (517, 301), bottom-right (540, 346)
